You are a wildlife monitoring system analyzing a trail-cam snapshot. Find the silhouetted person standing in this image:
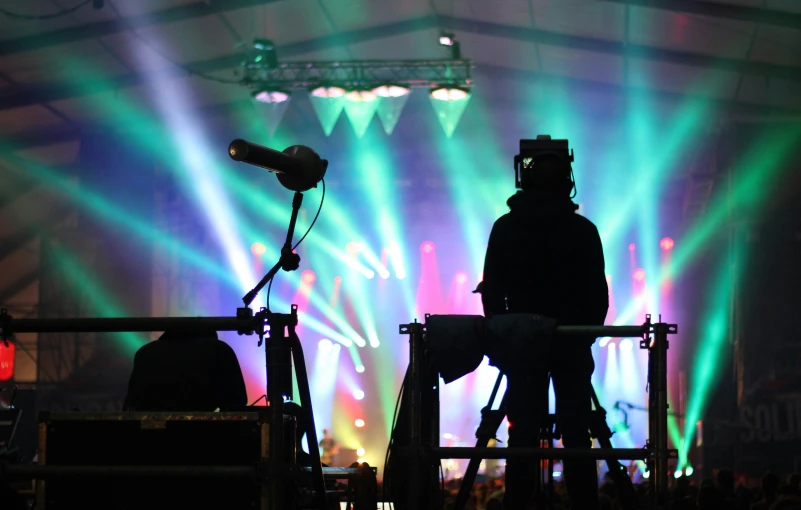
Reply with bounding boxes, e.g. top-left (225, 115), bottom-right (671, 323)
top-left (482, 136), bottom-right (608, 510)
top-left (123, 328), bottom-right (248, 412)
